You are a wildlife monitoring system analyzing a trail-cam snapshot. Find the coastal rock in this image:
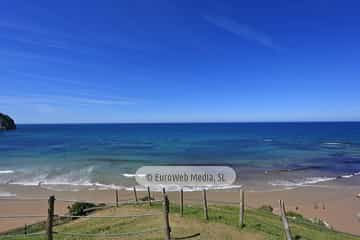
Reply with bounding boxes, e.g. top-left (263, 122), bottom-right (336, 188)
top-left (0, 113), bottom-right (16, 130)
